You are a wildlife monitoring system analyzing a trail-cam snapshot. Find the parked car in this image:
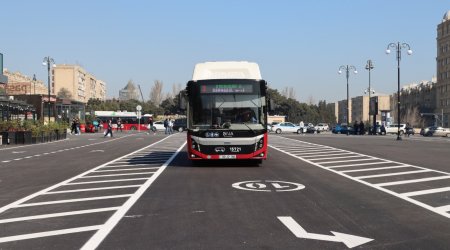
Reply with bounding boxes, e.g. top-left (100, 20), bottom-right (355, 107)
top-left (152, 121), bottom-right (166, 131)
top-left (332, 124), bottom-right (353, 134)
top-left (306, 124), bottom-right (320, 133)
top-left (172, 118), bottom-right (187, 132)
top-left (271, 122), bottom-right (303, 134)
top-left (385, 124), bottom-right (407, 135)
top-left (422, 126), bottom-right (450, 137)
top-left (314, 123), bottom-right (329, 132)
